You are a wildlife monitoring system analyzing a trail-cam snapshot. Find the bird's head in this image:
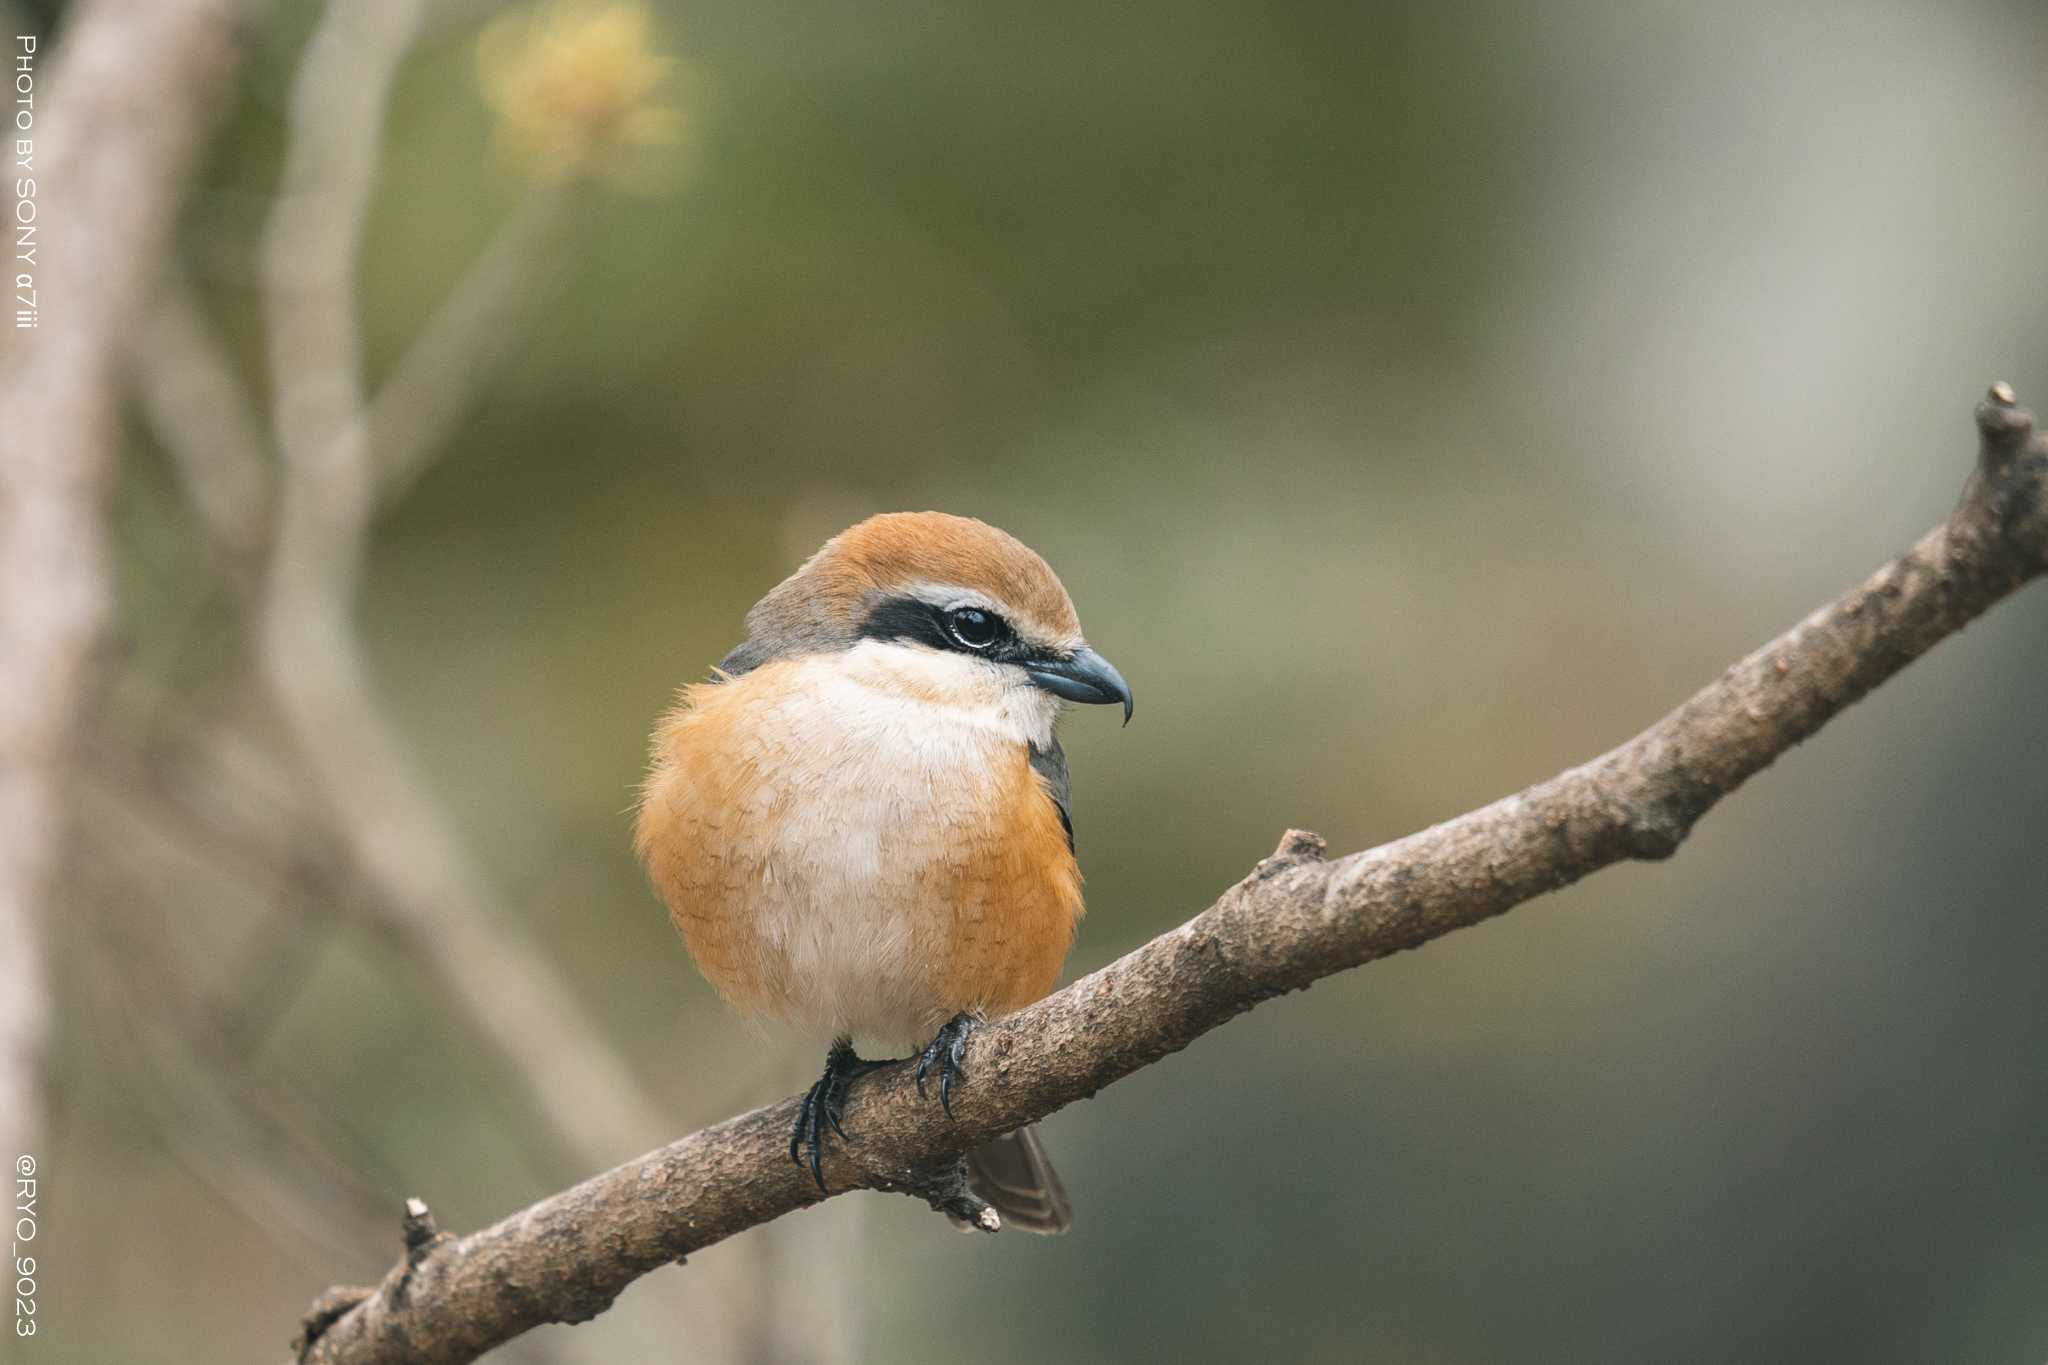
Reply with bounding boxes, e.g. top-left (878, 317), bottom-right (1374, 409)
top-left (727, 511), bottom-right (1132, 723)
